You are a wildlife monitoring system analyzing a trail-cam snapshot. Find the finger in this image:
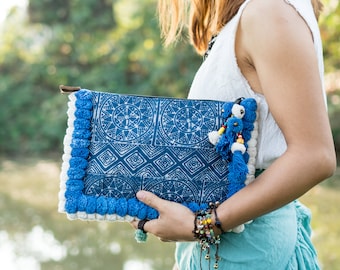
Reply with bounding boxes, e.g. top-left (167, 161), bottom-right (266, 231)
top-left (158, 237), bottom-right (176, 242)
top-left (130, 220), bottom-right (138, 230)
top-left (136, 190), bottom-right (167, 211)
top-left (131, 219), bottom-right (149, 232)
top-left (158, 238), bottom-right (173, 242)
